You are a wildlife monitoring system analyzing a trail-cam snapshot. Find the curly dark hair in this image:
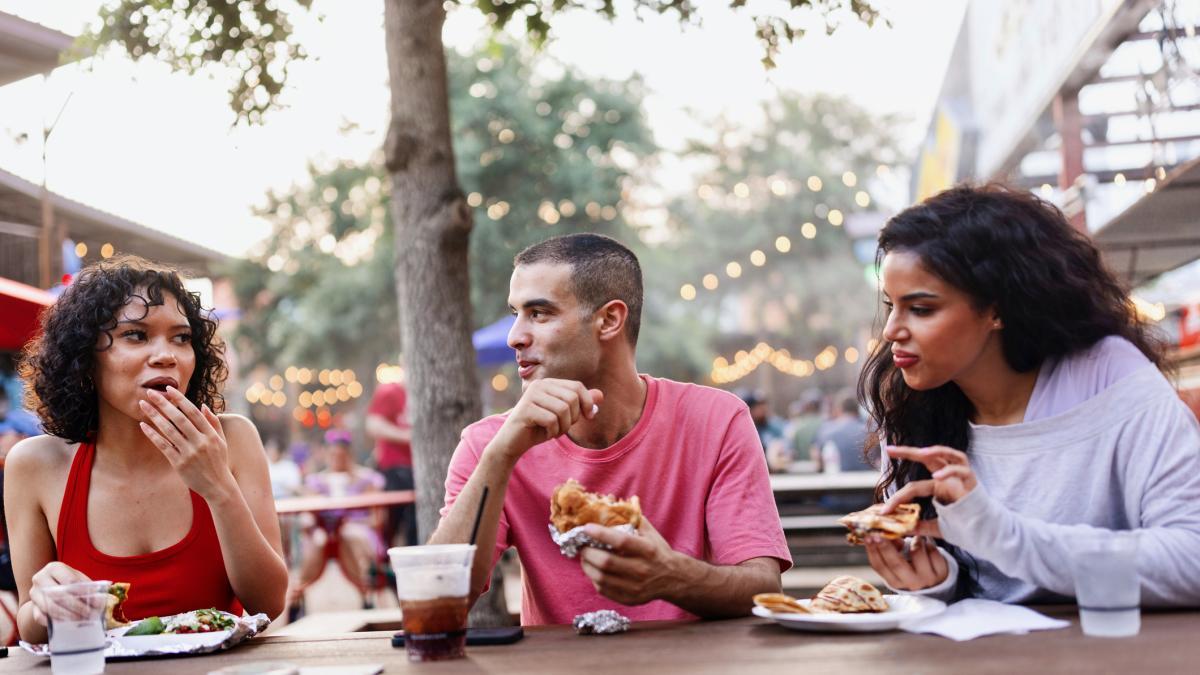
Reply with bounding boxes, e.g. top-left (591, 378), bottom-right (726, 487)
top-left (19, 255), bottom-right (227, 442)
top-left (856, 183), bottom-right (1166, 596)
